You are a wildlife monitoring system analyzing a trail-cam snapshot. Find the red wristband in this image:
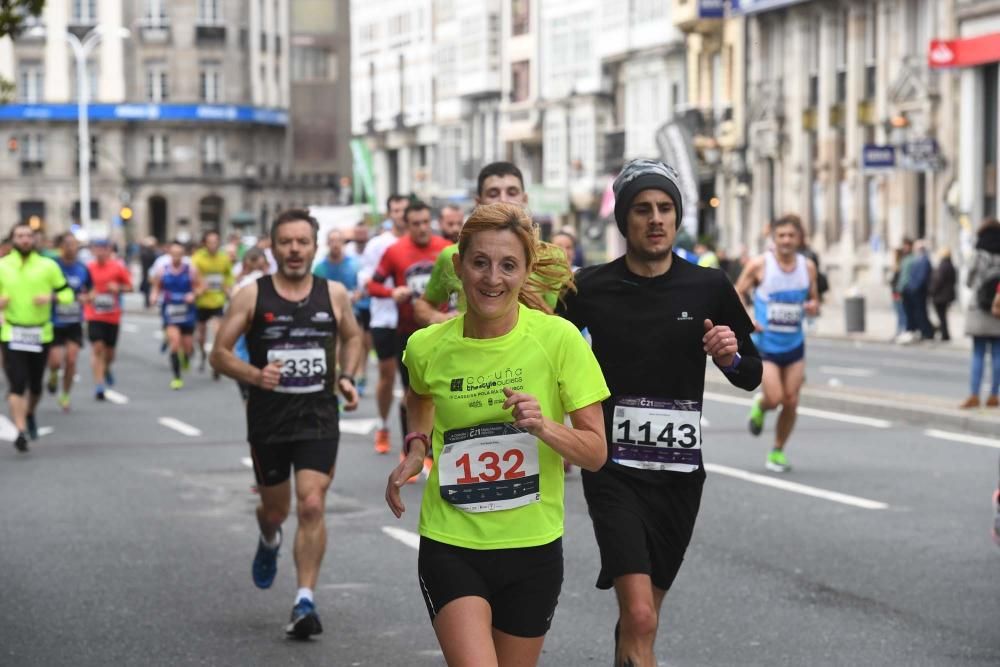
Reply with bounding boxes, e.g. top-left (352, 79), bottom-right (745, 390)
top-left (403, 432), bottom-right (429, 457)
